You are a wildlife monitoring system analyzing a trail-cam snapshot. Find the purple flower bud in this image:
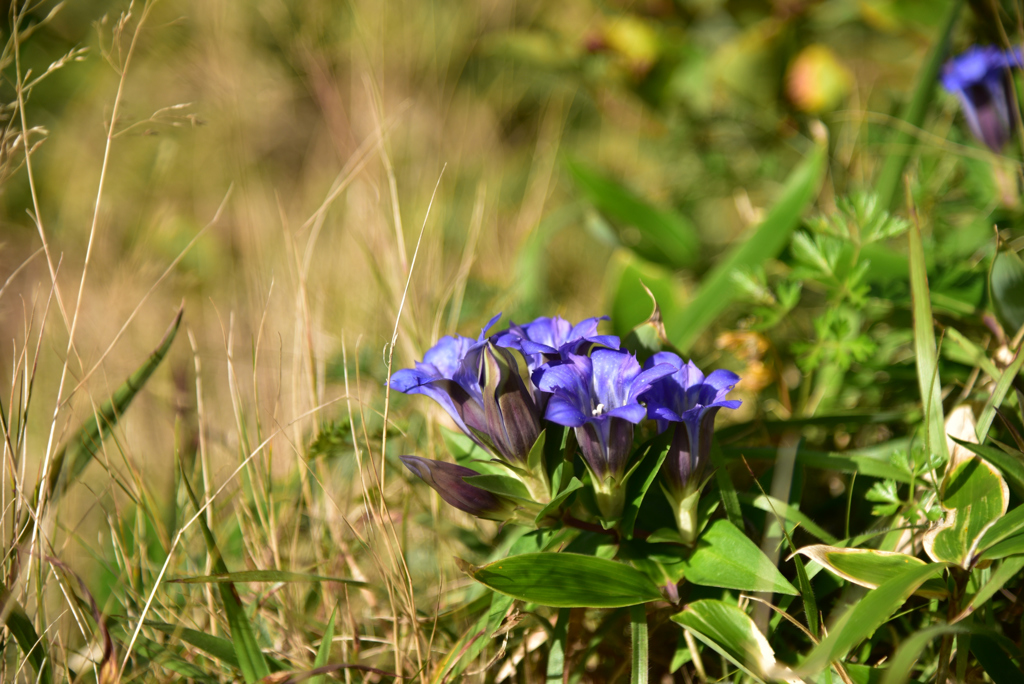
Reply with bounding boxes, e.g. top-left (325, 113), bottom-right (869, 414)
top-left (941, 45), bottom-right (1022, 152)
top-left (480, 343), bottom-right (542, 464)
top-left (640, 352), bottom-right (741, 497)
top-left (400, 455), bottom-right (516, 521)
